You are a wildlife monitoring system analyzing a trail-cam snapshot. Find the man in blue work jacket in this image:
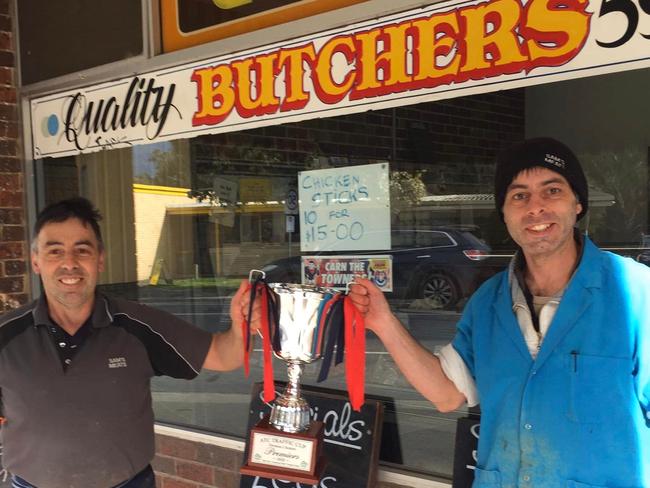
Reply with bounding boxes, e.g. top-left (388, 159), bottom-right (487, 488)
top-left (350, 137), bottom-right (650, 487)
